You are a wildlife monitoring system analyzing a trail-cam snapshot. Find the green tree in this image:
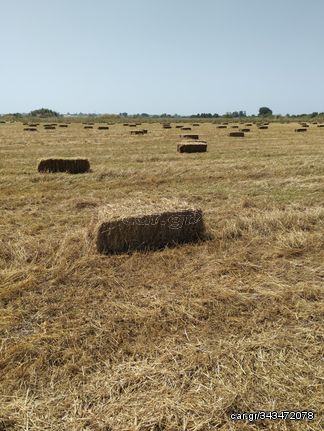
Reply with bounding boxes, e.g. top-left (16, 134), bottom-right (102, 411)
top-left (29, 108), bottom-right (61, 117)
top-left (258, 107), bottom-right (273, 116)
